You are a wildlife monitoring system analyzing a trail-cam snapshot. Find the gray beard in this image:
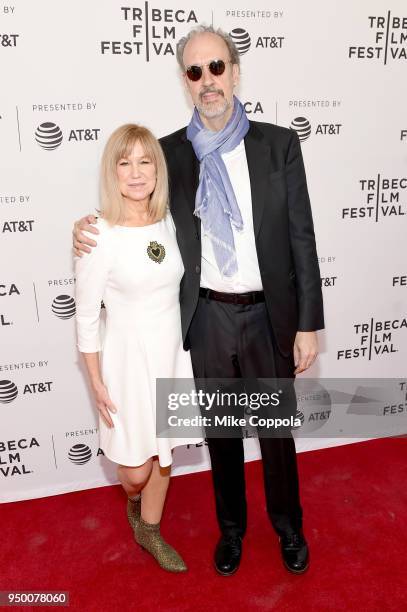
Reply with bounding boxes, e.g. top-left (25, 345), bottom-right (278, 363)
top-left (197, 97), bottom-right (231, 119)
